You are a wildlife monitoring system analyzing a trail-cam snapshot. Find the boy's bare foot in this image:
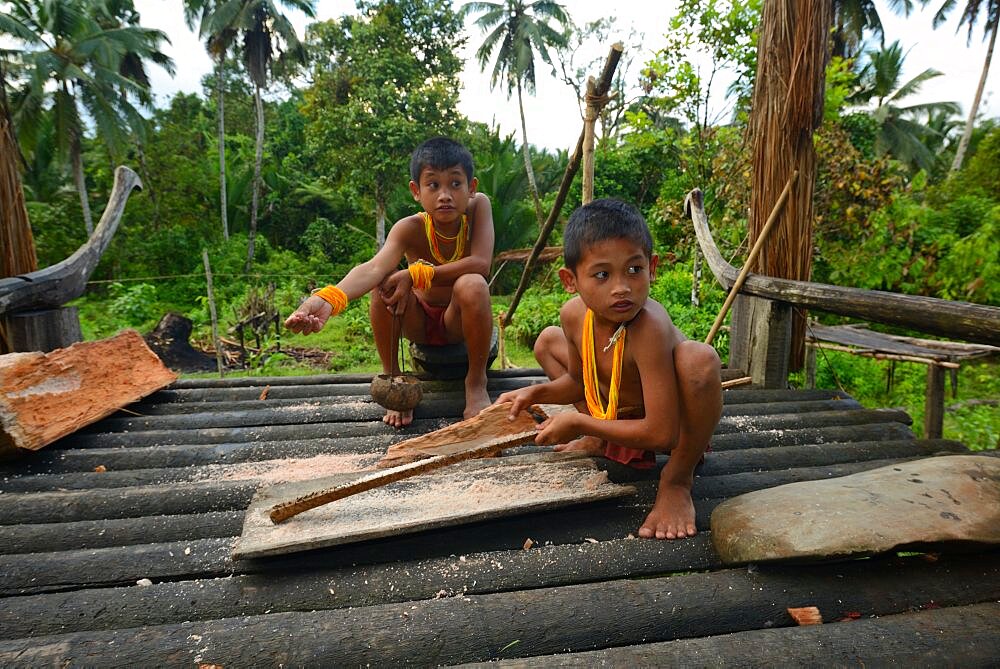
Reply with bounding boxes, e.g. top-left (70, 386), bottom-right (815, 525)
top-left (553, 435), bottom-right (605, 455)
top-left (383, 409), bottom-right (413, 428)
top-left (463, 380), bottom-right (491, 420)
top-left (638, 483), bottom-right (697, 540)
